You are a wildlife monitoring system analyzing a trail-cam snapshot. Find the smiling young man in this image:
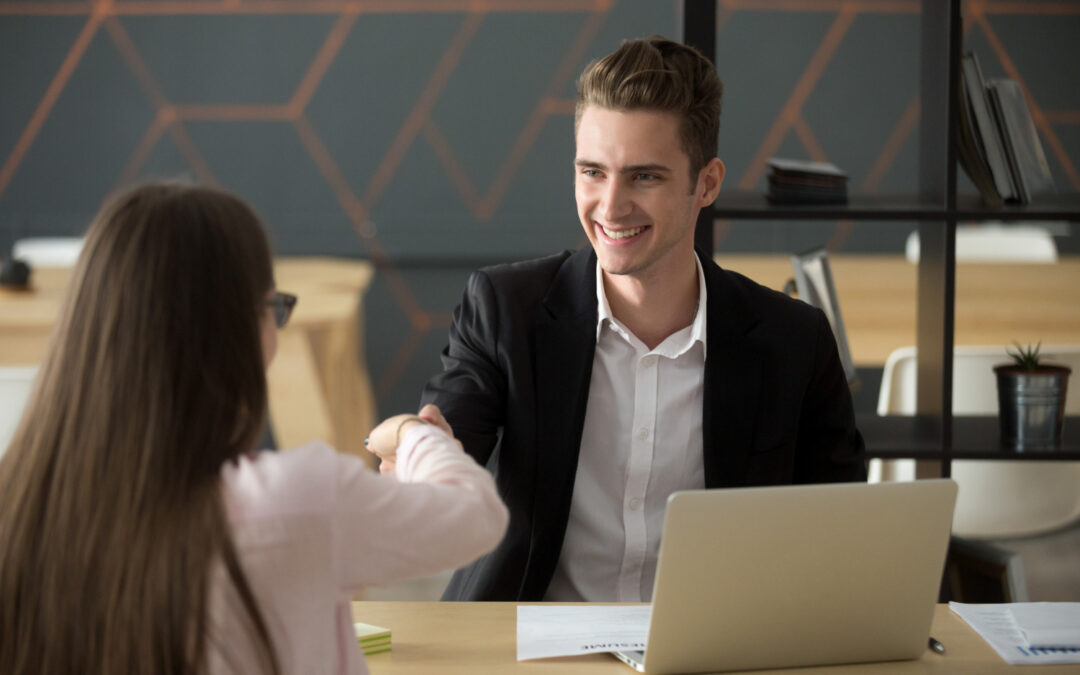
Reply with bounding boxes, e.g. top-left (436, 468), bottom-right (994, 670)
top-left (417, 36), bottom-right (866, 603)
